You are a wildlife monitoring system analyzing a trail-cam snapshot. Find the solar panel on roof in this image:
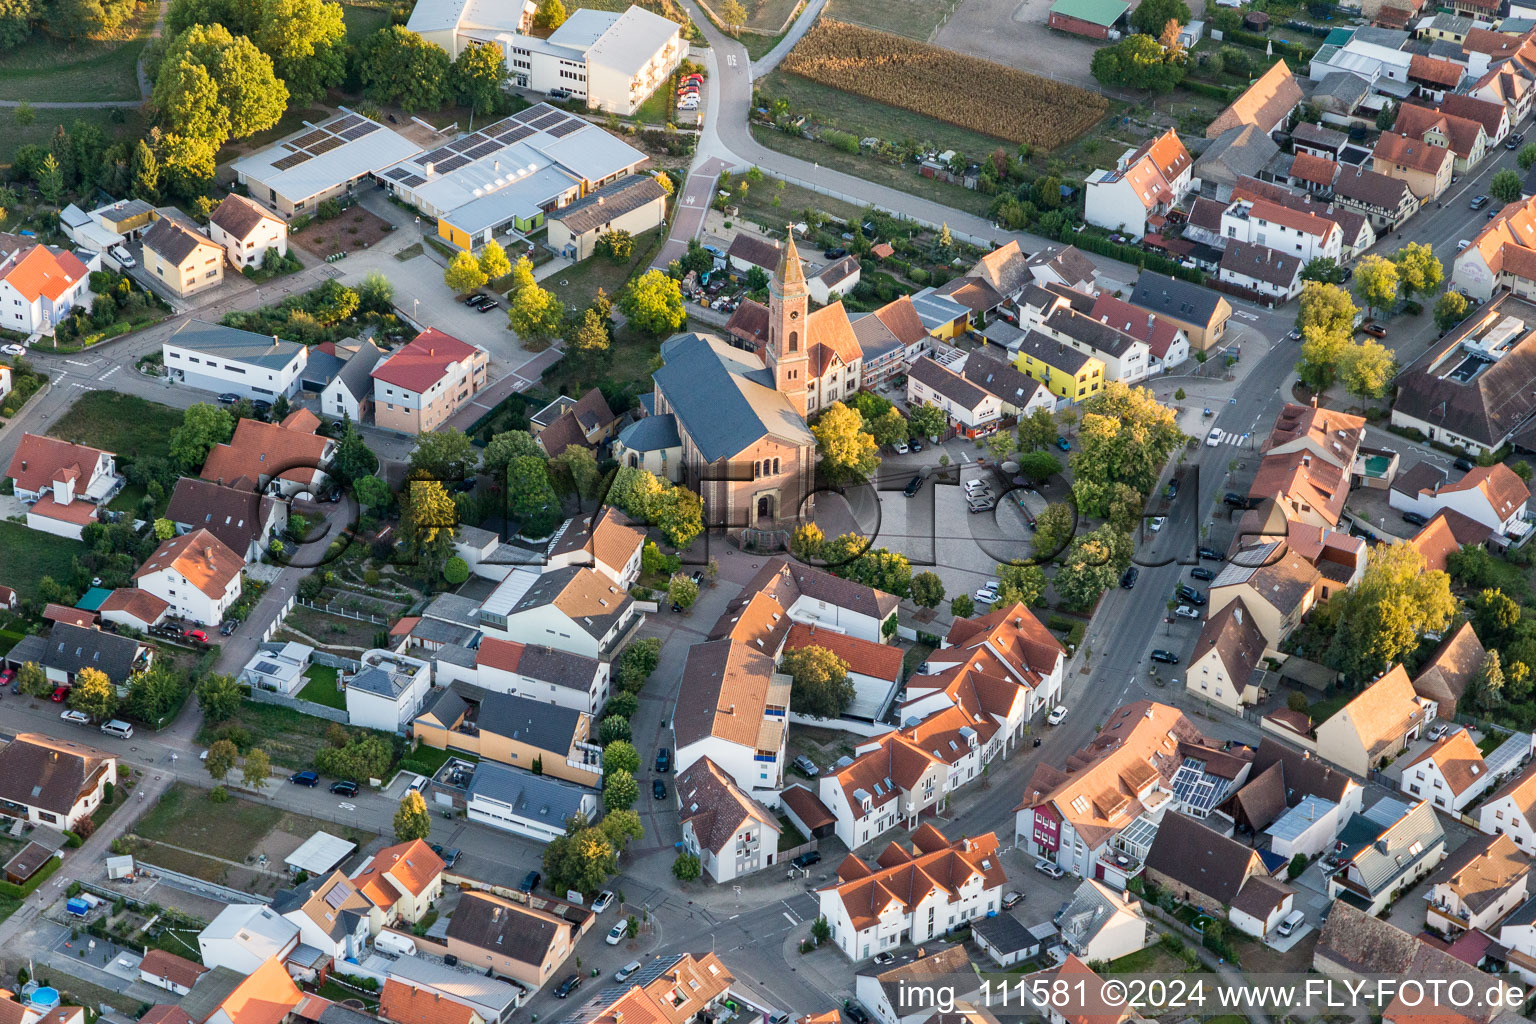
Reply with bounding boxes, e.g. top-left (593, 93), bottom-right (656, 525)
top-left (271, 152), bottom-right (313, 170)
top-left (422, 146), bottom-right (454, 164)
top-left (399, 174), bottom-right (427, 187)
top-left (545, 119), bottom-right (582, 138)
top-left (308, 135), bottom-right (344, 155)
top-left (503, 125), bottom-right (534, 143)
top-left (329, 114), bottom-right (363, 132)
top-left (385, 166), bottom-right (411, 181)
top-left (339, 123), bottom-right (379, 141)
top-left (530, 112), bottom-right (565, 130)
top-left (281, 143), bottom-right (301, 152)
top-left (322, 883), bottom-right (348, 909)
top-left (465, 141), bottom-right (500, 159)
top-left (448, 137), bottom-right (480, 153)
top-left (436, 155), bottom-right (470, 173)
top-left (512, 107), bottom-right (542, 123)
top-left (292, 130), bottom-right (330, 149)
